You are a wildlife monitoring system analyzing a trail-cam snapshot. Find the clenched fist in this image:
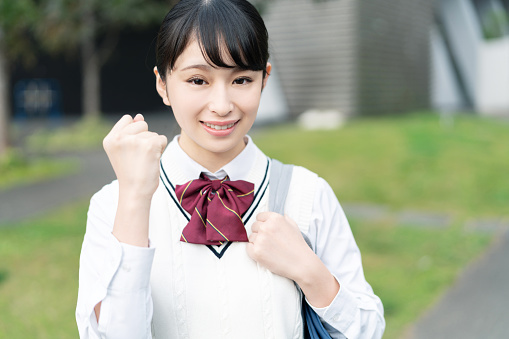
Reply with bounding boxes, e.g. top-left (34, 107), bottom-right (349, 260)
top-left (247, 212), bottom-right (340, 308)
top-left (246, 212), bottom-right (313, 281)
top-left (103, 114), bottom-right (168, 199)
